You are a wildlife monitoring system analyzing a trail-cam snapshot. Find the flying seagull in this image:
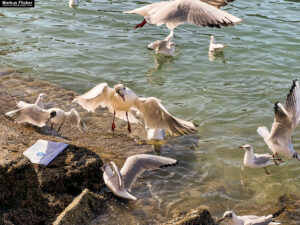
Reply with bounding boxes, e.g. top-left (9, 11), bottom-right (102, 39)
top-left (217, 208), bottom-right (285, 225)
top-left (257, 79), bottom-right (300, 163)
top-left (209, 35), bottom-right (227, 52)
top-left (239, 144), bottom-right (275, 175)
top-left (102, 154), bottom-right (178, 200)
top-left (73, 83), bottom-right (196, 135)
